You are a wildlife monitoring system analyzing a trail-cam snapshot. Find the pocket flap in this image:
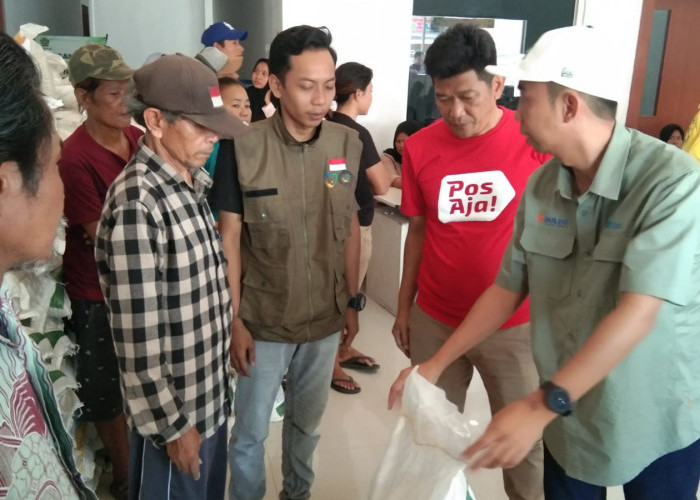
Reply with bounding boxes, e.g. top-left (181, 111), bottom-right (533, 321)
top-left (520, 224), bottom-right (575, 259)
top-left (593, 232), bottom-right (629, 262)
